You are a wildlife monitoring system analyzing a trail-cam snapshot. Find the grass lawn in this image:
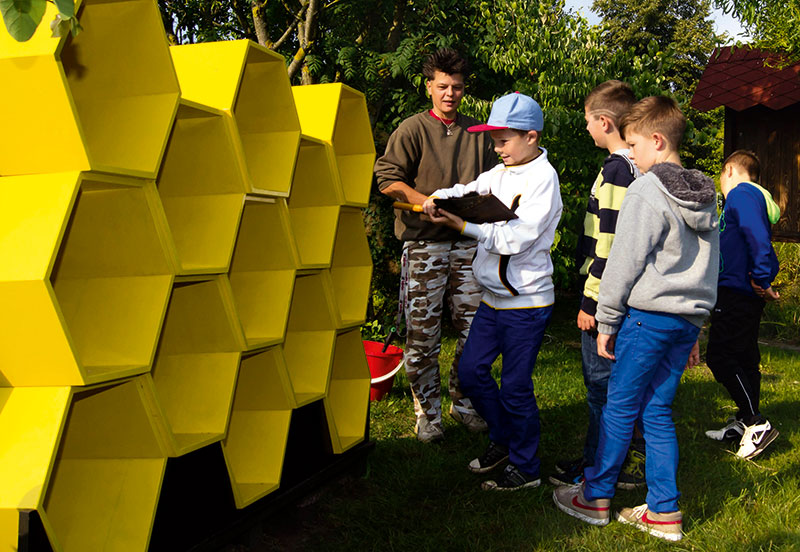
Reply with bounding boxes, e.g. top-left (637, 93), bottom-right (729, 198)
top-left (255, 293), bottom-right (800, 551)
